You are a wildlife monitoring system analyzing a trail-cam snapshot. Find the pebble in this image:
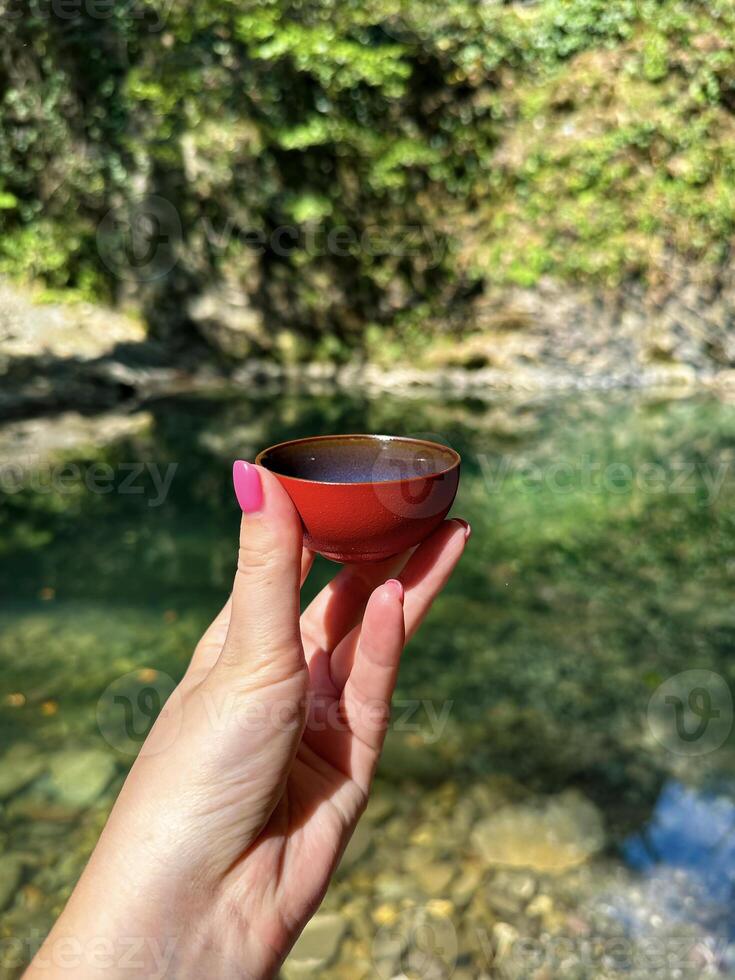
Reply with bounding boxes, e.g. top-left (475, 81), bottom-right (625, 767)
top-left (409, 825), bottom-right (435, 847)
top-left (374, 871), bottom-right (417, 902)
top-left (19, 884), bottom-right (45, 911)
top-left (416, 861), bottom-right (456, 897)
top-left (282, 913), bottom-right (347, 977)
top-left (378, 733), bottom-right (440, 781)
top-left (485, 870), bottom-right (536, 917)
top-left (362, 791), bottom-right (396, 825)
top-left (426, 898), bottom-right (454, 919)
top-left (373, 903), bottom-right (399, 927)
top-left (47, 749), bottom-right (117, 809)
top-left (526, 893), bottom-right (553, 917)
top-left (472, 791), bottom-right (605, 873)
top-left (5, 798), bottom-right (79, 824)
top-left (492, 921), bottom-right (520, 962)
top-left (0, 854), bottom-right (24, 911)
top-left (403, 947), bottom-right (451, 980)
top-left (0, 744), bottom-right (44, 801)
top-left (452, 866), bottom-right (484, 908)
top-left (339, 822), bottom-right (372, 871)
